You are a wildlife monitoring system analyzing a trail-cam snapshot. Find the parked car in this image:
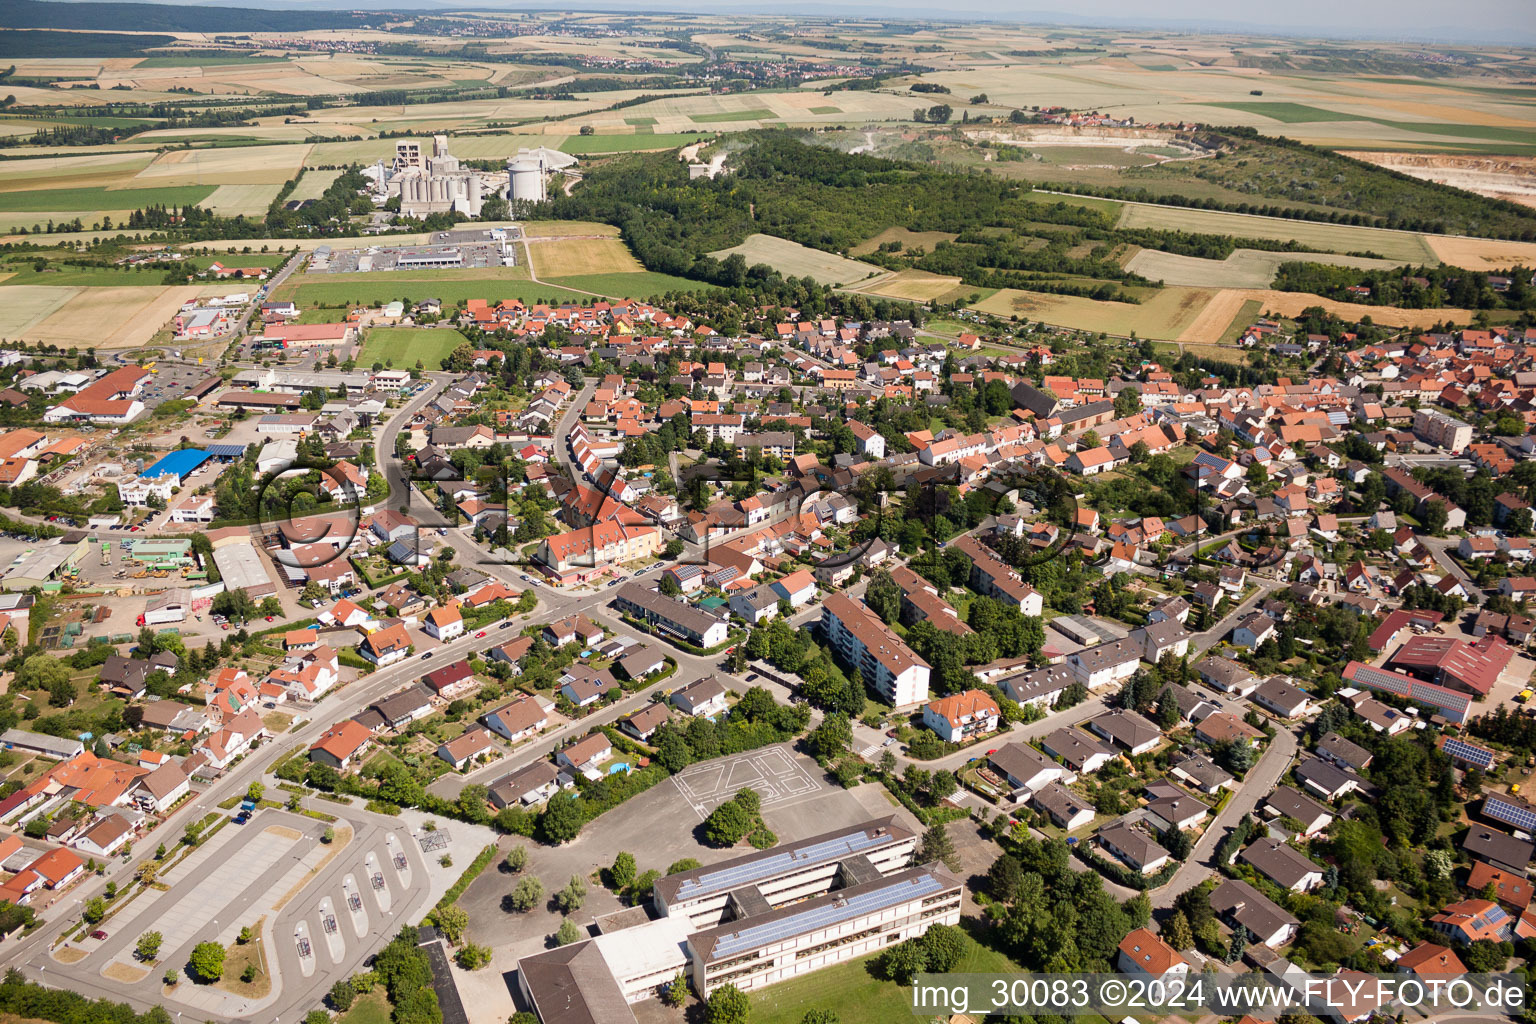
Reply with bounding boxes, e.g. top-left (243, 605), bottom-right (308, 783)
top-left (90, 930), bottom-right (108, 940)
